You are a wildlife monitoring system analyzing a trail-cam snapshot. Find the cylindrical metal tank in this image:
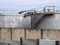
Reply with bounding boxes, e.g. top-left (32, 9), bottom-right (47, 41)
top-left (36, 14), bottom-right (60, 29)
top-left (0, 14), bottom-right (31, 29)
